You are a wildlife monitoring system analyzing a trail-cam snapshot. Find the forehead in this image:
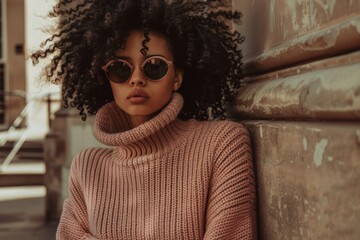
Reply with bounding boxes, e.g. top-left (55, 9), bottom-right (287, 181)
top-left (115, 30), bottom-right (172, 57)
